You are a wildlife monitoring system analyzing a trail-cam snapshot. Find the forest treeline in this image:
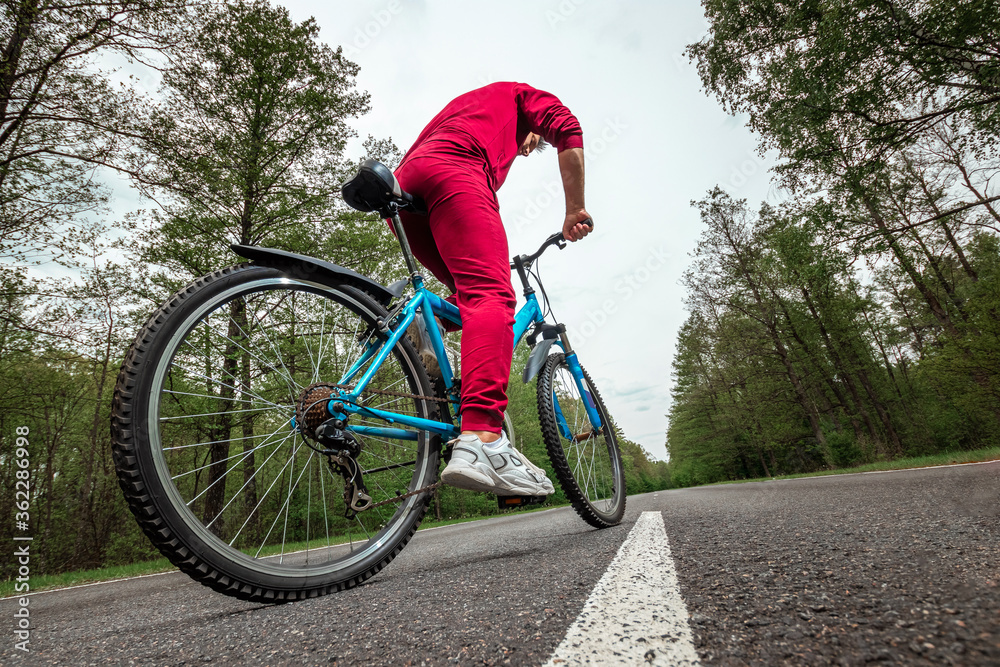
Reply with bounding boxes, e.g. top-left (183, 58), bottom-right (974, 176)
top-left (667, 0), bottom-right (1000, 485)
top-left (0, 0), bottom-right (666, 578)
